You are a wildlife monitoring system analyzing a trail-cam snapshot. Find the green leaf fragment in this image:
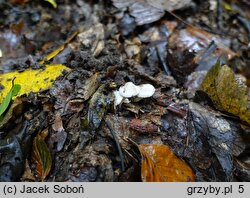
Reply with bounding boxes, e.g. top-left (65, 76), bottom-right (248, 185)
top-left (0, 84), bottom-right (21, 116)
